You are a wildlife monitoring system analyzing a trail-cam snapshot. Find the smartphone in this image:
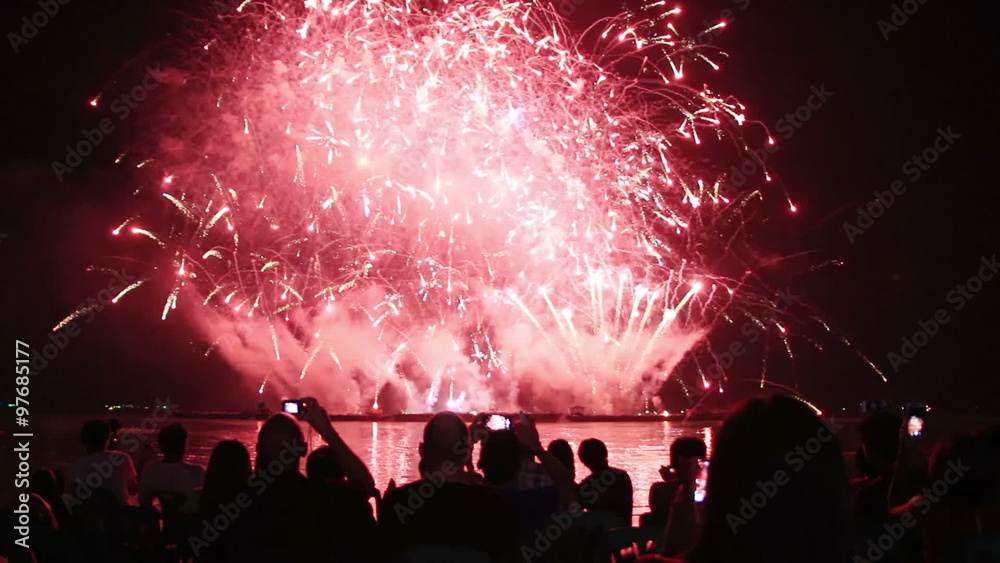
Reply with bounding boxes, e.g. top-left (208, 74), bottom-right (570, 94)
top-left (906, 405), bottom-right (926, 438)
top-left (694, 460), bottom-right (709, 503)
top-left (485, 414), bottom-right (513, 431)
top-left (282, 399), bottom-right (307, 417)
